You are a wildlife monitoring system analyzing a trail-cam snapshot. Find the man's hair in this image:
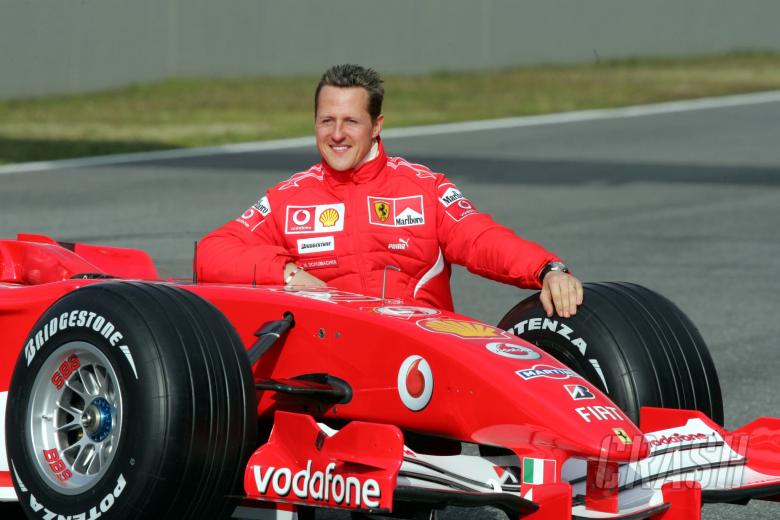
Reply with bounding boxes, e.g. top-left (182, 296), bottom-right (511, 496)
top-left (315, 64), bottom-right (384, 121)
